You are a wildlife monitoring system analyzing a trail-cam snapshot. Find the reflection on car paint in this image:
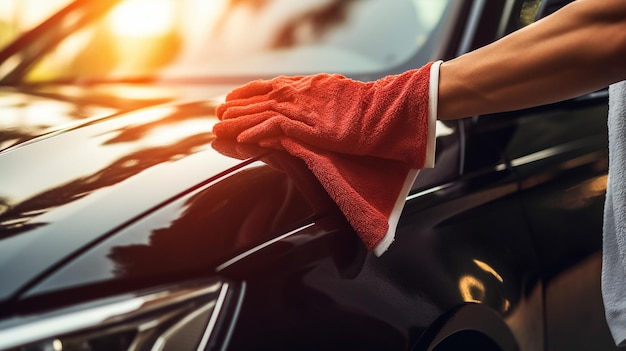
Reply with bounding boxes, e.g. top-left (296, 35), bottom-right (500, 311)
top-left (0, 90), bottom-right (117, 150)
top-left (25, 155), bottom-right (342, 298)
top-left (0, 102), bottom-right (212, 238)
top-left (0, 100), bottom-right (254, 302)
